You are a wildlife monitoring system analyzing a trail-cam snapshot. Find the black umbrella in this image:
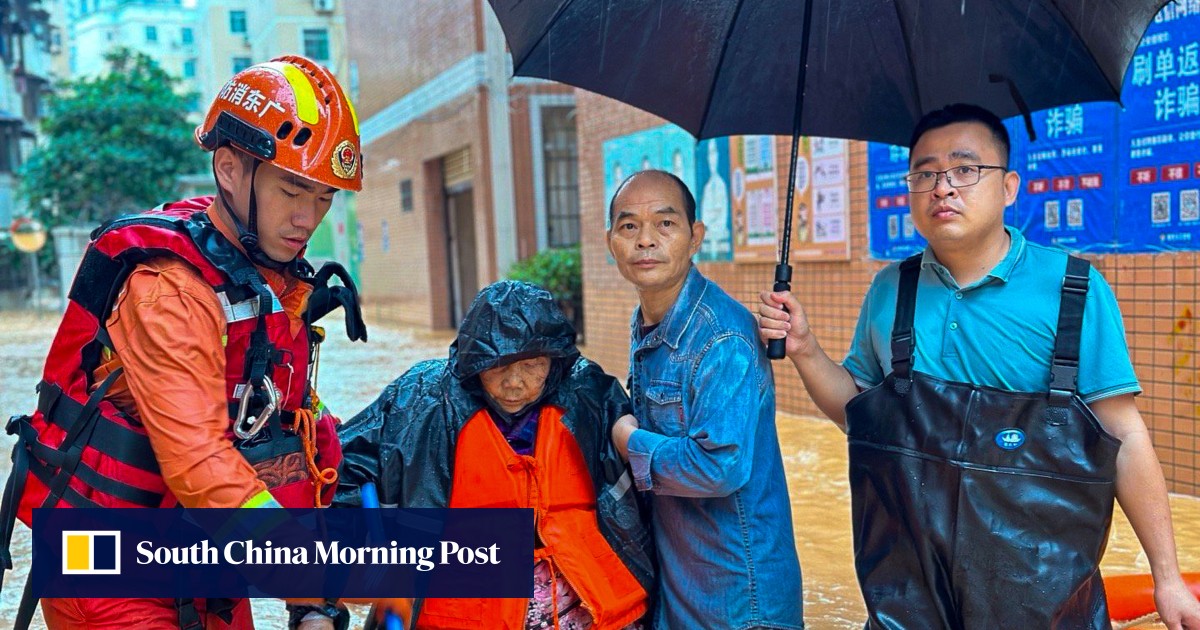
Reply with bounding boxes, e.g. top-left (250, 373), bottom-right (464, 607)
top-left (488, 0), bottom-right (1168, 356)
